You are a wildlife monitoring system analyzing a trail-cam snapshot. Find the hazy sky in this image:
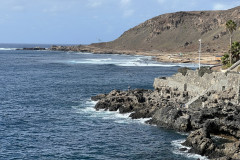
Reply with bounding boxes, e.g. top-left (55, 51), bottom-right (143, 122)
top-left (0, 0), bottom-right (239, 44)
